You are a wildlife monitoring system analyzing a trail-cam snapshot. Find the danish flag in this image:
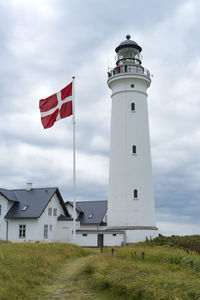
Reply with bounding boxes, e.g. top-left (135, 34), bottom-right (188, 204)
top-left (39, 82), bottom-right (73, 129)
